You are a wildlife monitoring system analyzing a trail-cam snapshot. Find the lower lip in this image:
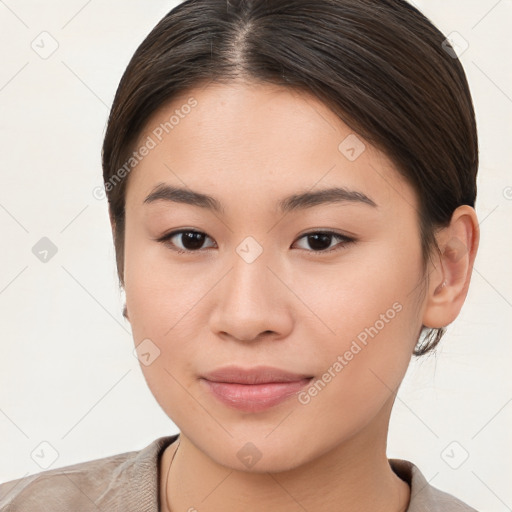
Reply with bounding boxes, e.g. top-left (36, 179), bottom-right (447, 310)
top-left (200, 378), bottom-right (313, 412)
